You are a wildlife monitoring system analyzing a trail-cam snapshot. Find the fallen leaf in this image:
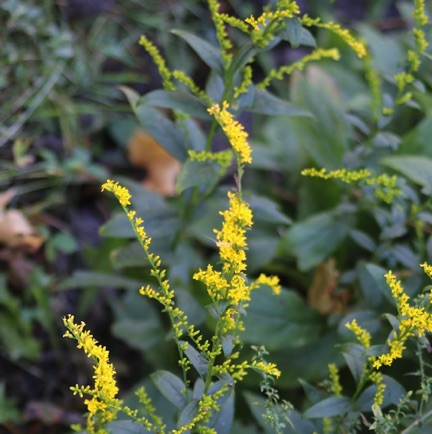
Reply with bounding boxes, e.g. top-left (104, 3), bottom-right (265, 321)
top-left (307, 258), bottom-right (349, 315)
top-left (128, 130), bottom-right (180, 197)
top-left (0, 189), bottom-right (44, 250)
